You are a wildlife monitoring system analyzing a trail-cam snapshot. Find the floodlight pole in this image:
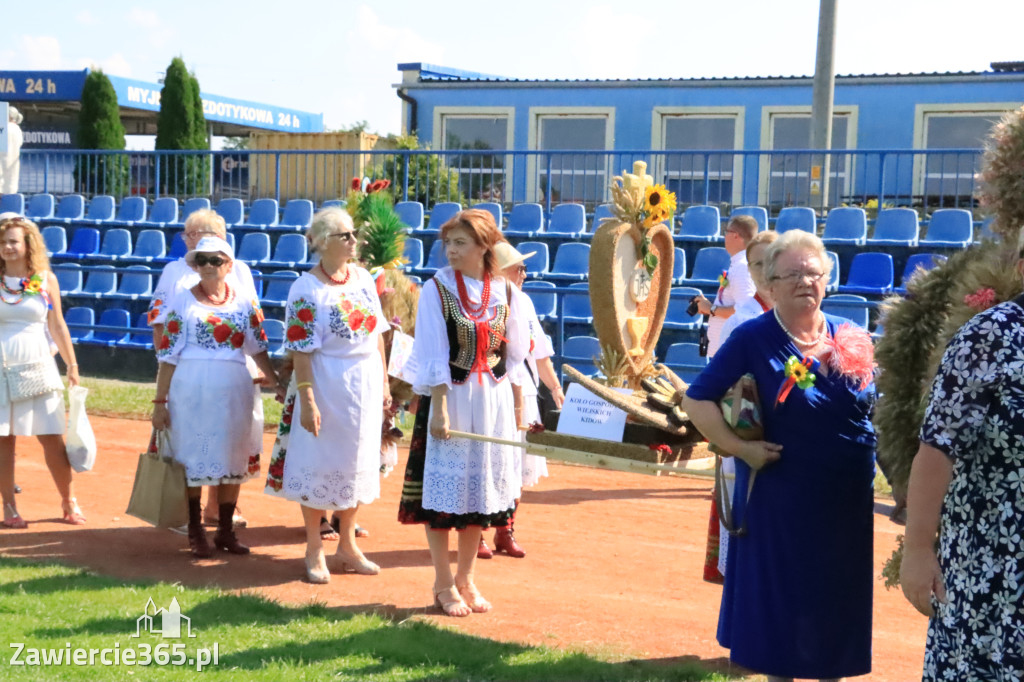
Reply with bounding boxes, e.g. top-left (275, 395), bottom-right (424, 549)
top-left (810, 0), bottom-right (837, 212)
